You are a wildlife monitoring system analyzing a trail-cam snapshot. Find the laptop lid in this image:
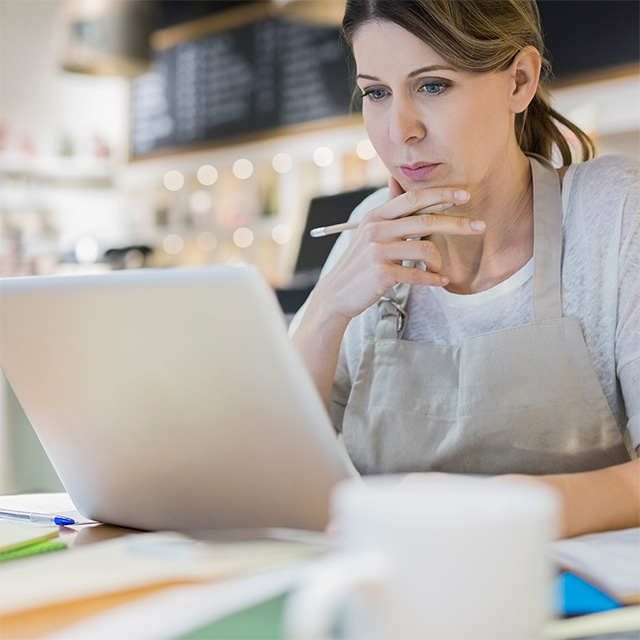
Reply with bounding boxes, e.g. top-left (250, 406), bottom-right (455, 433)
top-left (0, 266), bottom-right (350, 531)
